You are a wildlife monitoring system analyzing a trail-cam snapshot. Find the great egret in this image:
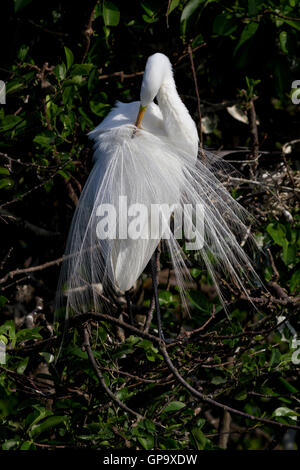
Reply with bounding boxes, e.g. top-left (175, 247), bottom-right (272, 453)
top-left (57, 53), bottom-right (258, 330)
